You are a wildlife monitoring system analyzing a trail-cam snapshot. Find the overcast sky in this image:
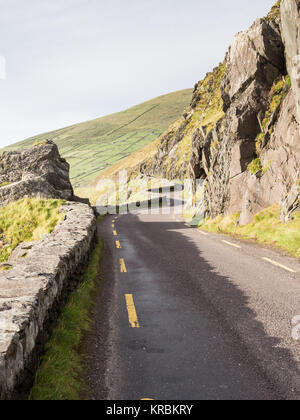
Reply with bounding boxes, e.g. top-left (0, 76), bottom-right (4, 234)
top-left (0, 0), bottom-right (276, 147)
